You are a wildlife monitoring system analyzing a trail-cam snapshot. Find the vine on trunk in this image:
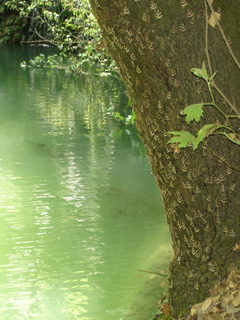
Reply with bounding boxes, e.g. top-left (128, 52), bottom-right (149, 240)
top-left (167, 0), bottom-right (240, 158)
